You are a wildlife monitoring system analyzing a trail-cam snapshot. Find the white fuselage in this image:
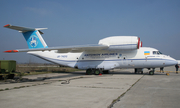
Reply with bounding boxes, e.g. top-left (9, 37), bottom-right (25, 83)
top-left (28, 47), bottom-right (177, 70)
